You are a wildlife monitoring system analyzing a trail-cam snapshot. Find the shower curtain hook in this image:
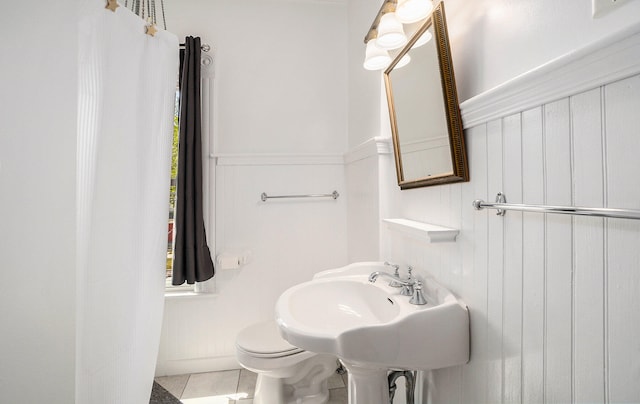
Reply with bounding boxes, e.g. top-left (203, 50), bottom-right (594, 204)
top-left (105, 0), bottom-right (119, 12)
